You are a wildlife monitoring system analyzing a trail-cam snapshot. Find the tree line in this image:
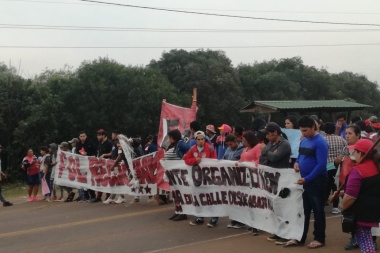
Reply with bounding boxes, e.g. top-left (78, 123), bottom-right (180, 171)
top-left (1, 49), bottom-right (379, 180)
